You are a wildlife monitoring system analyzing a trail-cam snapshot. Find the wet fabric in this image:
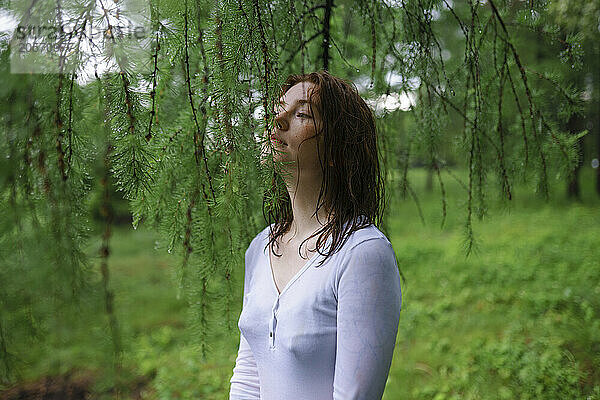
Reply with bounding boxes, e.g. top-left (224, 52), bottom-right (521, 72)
top-left (229, 223), bottom-right (402, 400)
